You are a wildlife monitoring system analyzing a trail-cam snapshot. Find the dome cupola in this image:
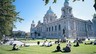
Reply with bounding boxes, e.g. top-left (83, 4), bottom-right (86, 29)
top-left (43, 6), bottom-right (57, 24)
top-left (46, 7), bottom-right (54, 14)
